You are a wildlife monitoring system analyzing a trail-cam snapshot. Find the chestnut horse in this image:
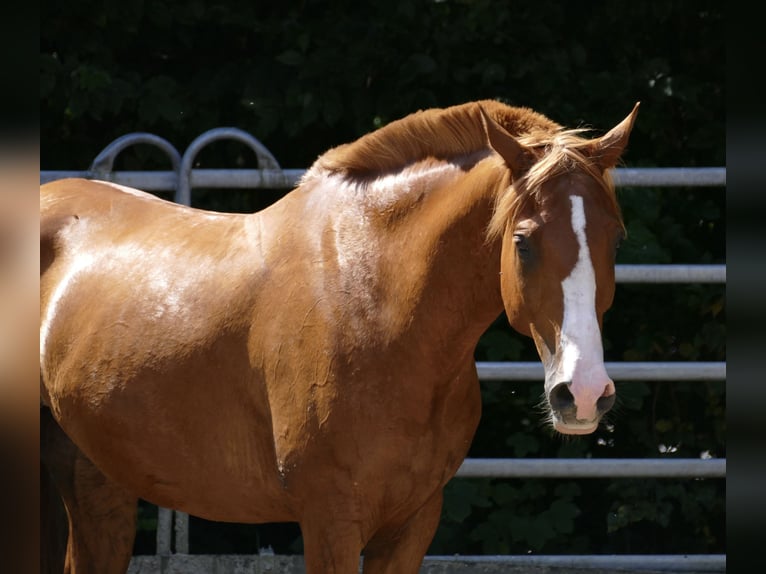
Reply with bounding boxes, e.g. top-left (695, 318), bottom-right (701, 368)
top-left (40, 100), bottom-right (638, 573)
